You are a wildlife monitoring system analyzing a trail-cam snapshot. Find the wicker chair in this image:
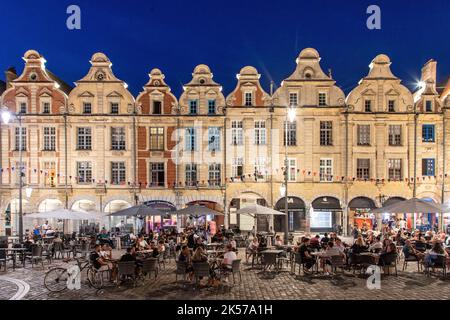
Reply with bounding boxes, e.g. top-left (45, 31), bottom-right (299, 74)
top-left (117, 261), bottom-right (138, 287)
top-left (192, 262), bottom-right (210, 288)
top-left (141, 258), bottom-right (158, 280)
